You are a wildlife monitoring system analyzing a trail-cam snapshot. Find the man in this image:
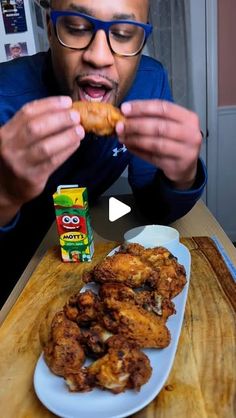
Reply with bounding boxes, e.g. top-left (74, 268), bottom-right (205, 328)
top-left (0, 0), bottom-right (206, 305)
top-left (9, 43), bottom-right (22, 60)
